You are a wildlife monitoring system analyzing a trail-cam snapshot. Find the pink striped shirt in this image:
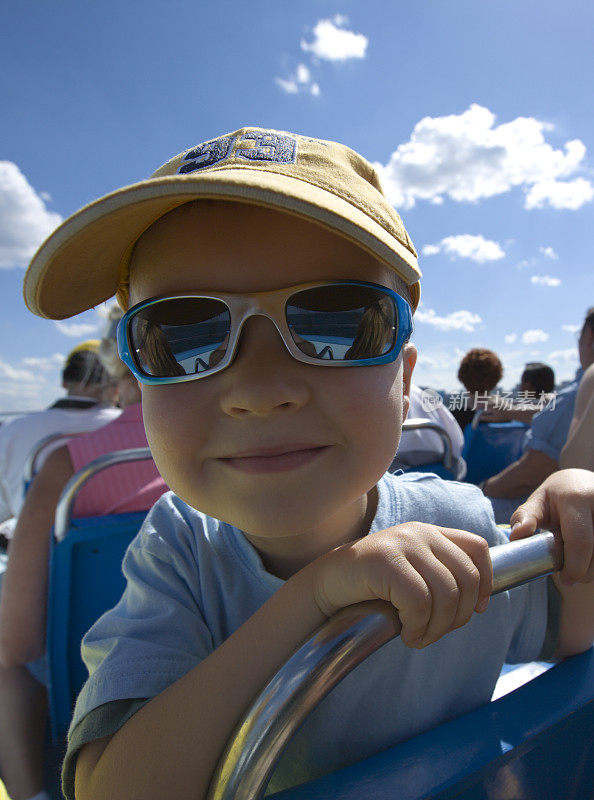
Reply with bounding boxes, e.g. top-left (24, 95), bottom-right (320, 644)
top-left (67, 404), bottom-right (167, 517)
